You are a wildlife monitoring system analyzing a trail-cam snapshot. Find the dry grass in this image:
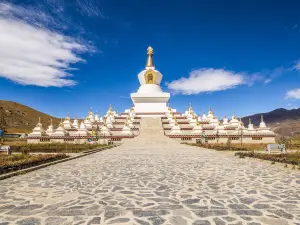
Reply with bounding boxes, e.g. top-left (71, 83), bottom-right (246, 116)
top-left (235, 151), bottom-right (300, 165)
top-left (0, 154), bottom-right (67, 174)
